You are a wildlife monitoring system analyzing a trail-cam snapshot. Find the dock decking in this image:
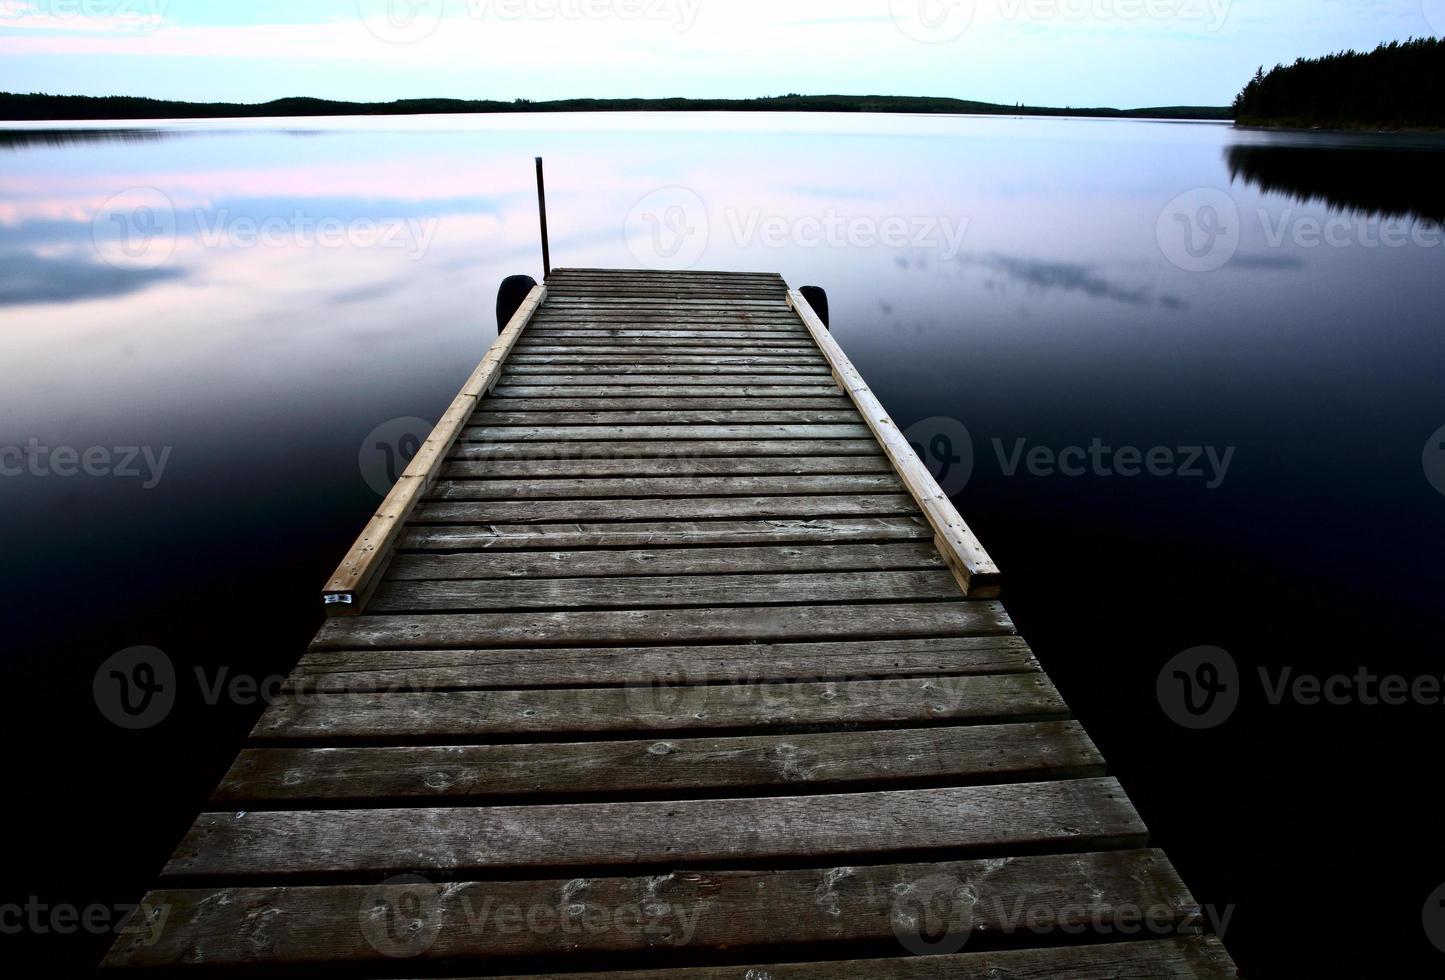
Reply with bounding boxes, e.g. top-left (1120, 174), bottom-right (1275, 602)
top-left (104, 269), bottom-right (1237, 977)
